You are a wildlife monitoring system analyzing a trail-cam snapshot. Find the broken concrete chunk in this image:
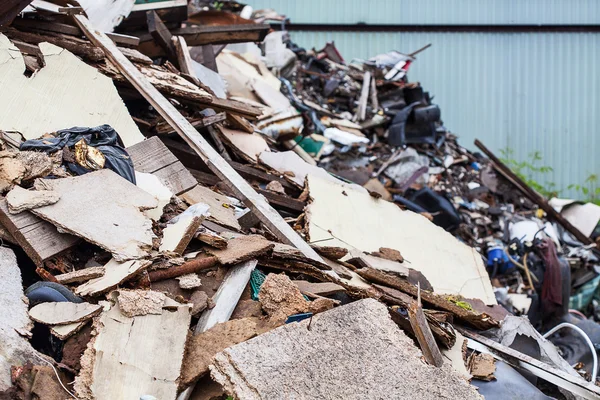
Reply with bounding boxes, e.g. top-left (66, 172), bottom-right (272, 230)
top-left (31, 170), bottom-right (158, 261)
top-left (206, 235), bottom-right (274, 265)
top-left (55, 266), bottom-right (106, 285)
top-left (210, 299), bottom-right (482, 400)
top-left (181, 318), bottom-right (259, 386)
top-left (113, 290), bottom-right (166, 318)
top-left (265, 180), bottom-right (286, 194)
top-left (0, 151), bottom-right (26, 185)
top-left (371, 246), bottom-right (404, 262)
top-left (29, 302), bottom-right (102, 326)
top-left (0, 247), bottom-right (39, 392)
top-left (76, 258), bottom-right (150, 297)
top-left (176, 274), bottom-right (202, 289)
top-left (468, 353), bottom-right (496, 381)
top-left (258, 273), bottom-right (336, 322)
